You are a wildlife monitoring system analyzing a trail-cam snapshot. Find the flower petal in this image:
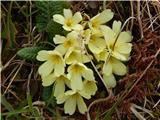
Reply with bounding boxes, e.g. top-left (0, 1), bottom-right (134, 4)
top-left (81, 54), bottom-right (91, 63)
top-left (67, 31), bottom-right (79, 40)
top-left (70, 73), bottom-right (83, 90)
top-left (68, 62), bottom-right (85, 74)
top-left (65, 49), bottom-right (91, 64)
top-left (117, 31), bottom-right (132, 43)
top-left (79, 90), bottom-right (91, 99)
top-left (112, 21), bottom-right (122, 34)
top-left (98, 49), bottom-right (110, 61)
top-left (112, 51), bottom-right (128, 61)
top-left (55, 45), bottom-right (67, 55)
top-left (53, 14), bottom-right (65, 25)
top-left (95, 9), bottom-right (114, 24)
top-left (100, 25), bottom-right (115, 43)
top-left (38, 61), bottom-right (54, 76)
top-left (123, 53), bottom-right (130, 61)
top-left (112, 58), bottom-right (127, 76)
top-left (64, 78), bottom-right (71, 89)
top-left (64, 95), bottom-right (76, 115)
top-left (116, 43), bottom-right (132, 54)
top-left (83, 80), bottom-right (97, 95)
top-left (63, 25), bottom-right (72, 31)
top-left (54, 79), bottom-right (65, 97)
top-left (63, 9), bottom-right (72, 19)
top-left (41, 73), bottom-right (56, 86)
top-left (77, 95), bottom-right (87, 114)
top-left (103, 74), bottom-right (116, 88)
top-left (56, 93), bottom-right (68, 104)
top-left (36, 50), bottom-right (50, 61)
top-left (73, 12), bottom-right (82, 24)
top-left (71, 24), bottom-right (83, 31)
top-left (54, 63), bottom-right (65, 76)
top-left (65, 49), bottom-right (80, 64)
top-left (103, 62), bottom-right (112, 76)
top-left (65, 90), bottom-right (76, 96)
top-left (82, 69), bottom-right (95, 80)
top-left (53, 35), bottom-right (66, 44)
top-left (88, 38), bottom-right (106, 54)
